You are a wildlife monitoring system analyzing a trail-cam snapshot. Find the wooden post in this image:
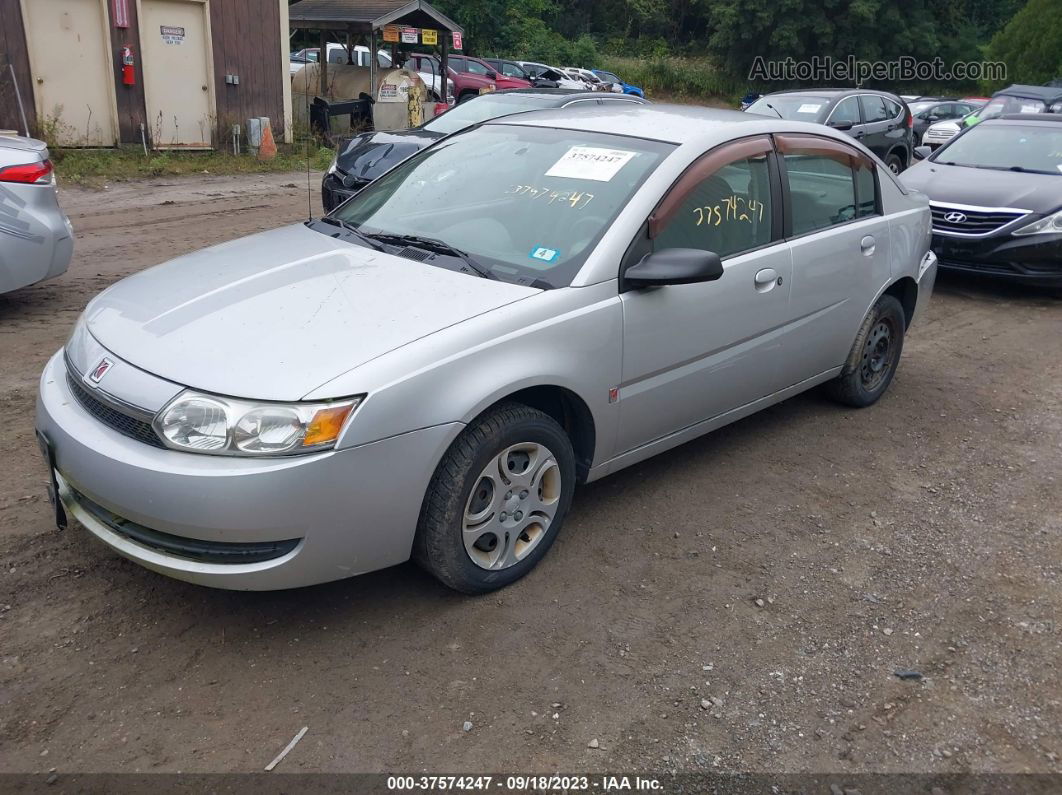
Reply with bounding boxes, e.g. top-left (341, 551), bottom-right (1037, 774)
top-left (440, 35), bottom-right (449, 103)
top-left (369, 26), bottom-right (378, 99)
